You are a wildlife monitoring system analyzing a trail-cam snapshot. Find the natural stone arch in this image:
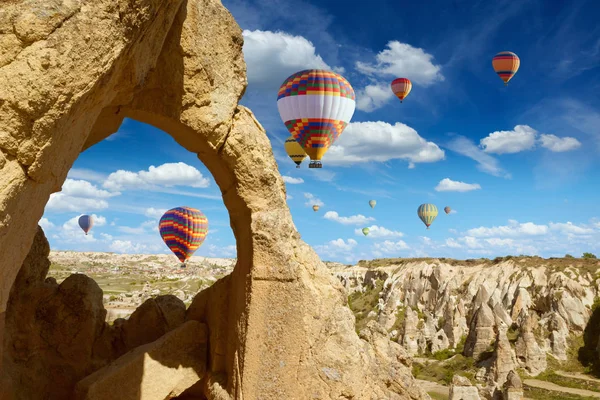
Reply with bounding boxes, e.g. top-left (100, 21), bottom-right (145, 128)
top-left (0, 0), bottom-right (426, 398)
